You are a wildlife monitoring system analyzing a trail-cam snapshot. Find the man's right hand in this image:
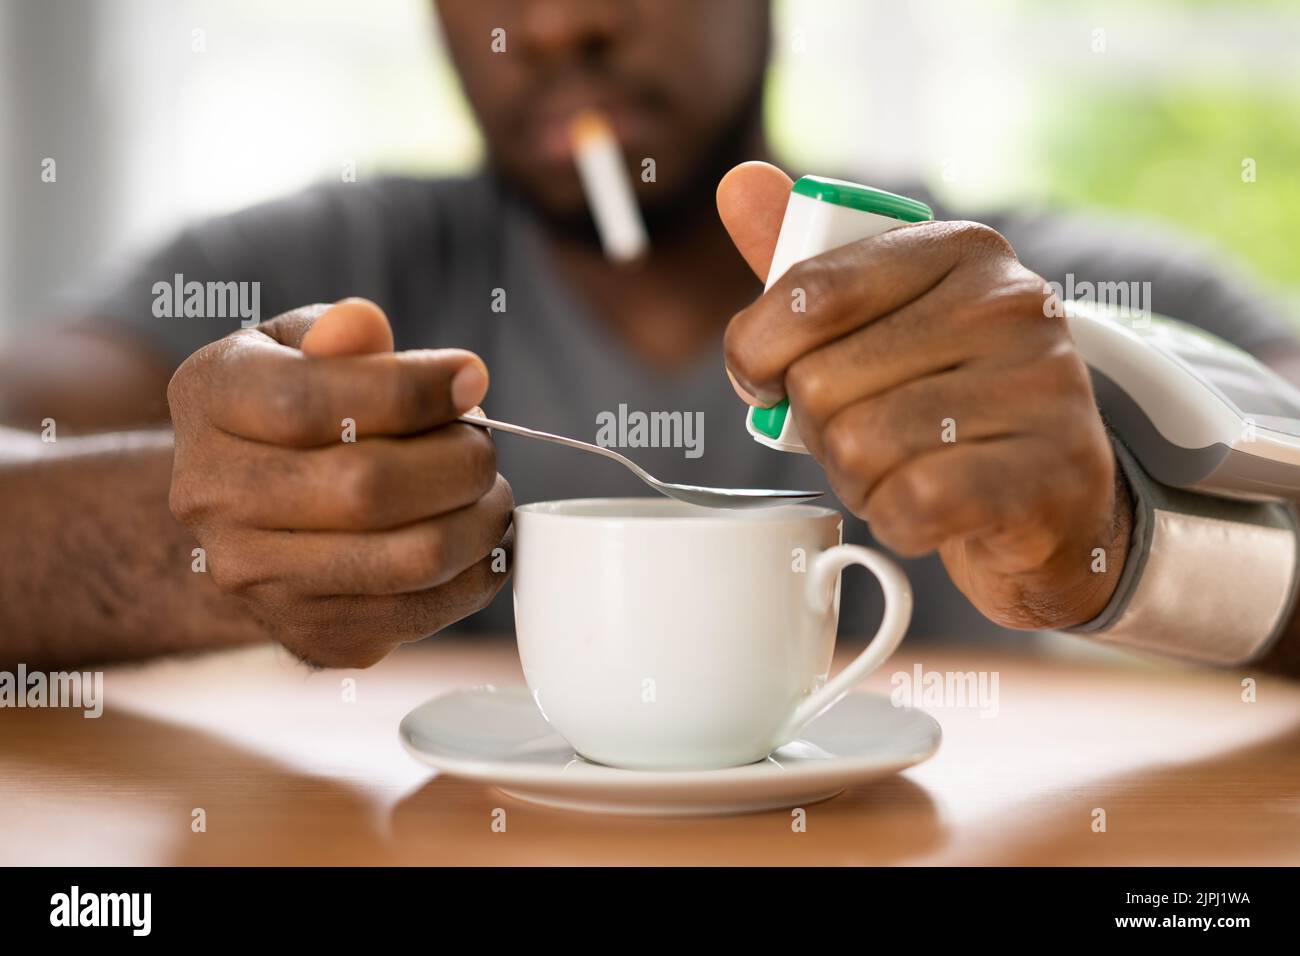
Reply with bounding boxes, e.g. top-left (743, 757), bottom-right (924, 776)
top-left (166, 298), bottom-right (512, 667)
